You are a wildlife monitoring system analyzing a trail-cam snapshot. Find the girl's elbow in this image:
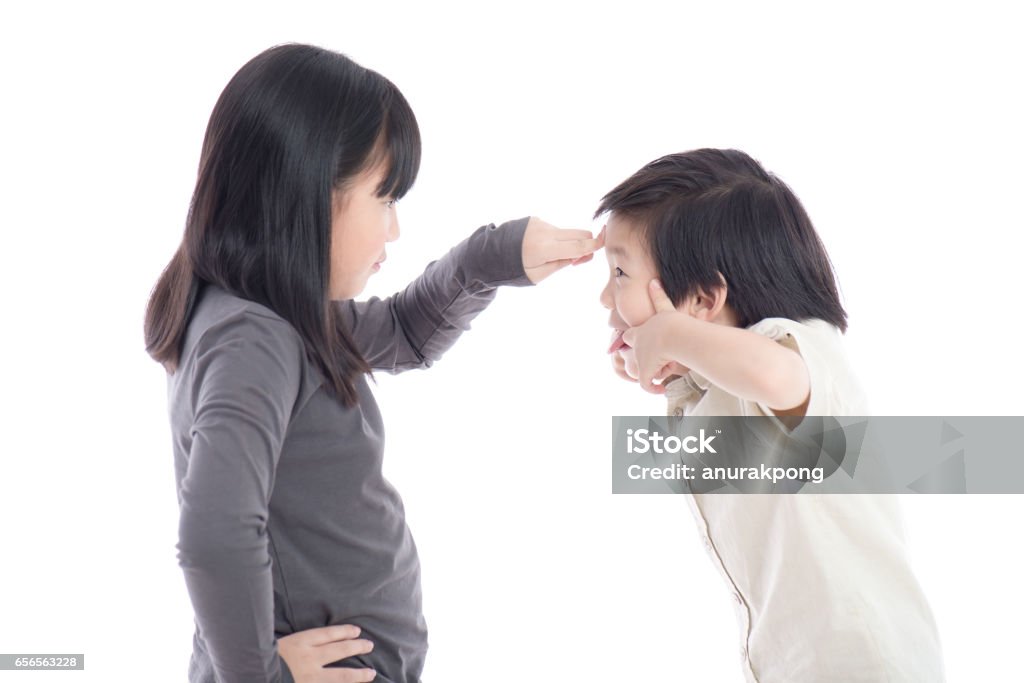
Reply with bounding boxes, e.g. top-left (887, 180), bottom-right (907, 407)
top-left (176, 509), bottom-right (264, 568)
